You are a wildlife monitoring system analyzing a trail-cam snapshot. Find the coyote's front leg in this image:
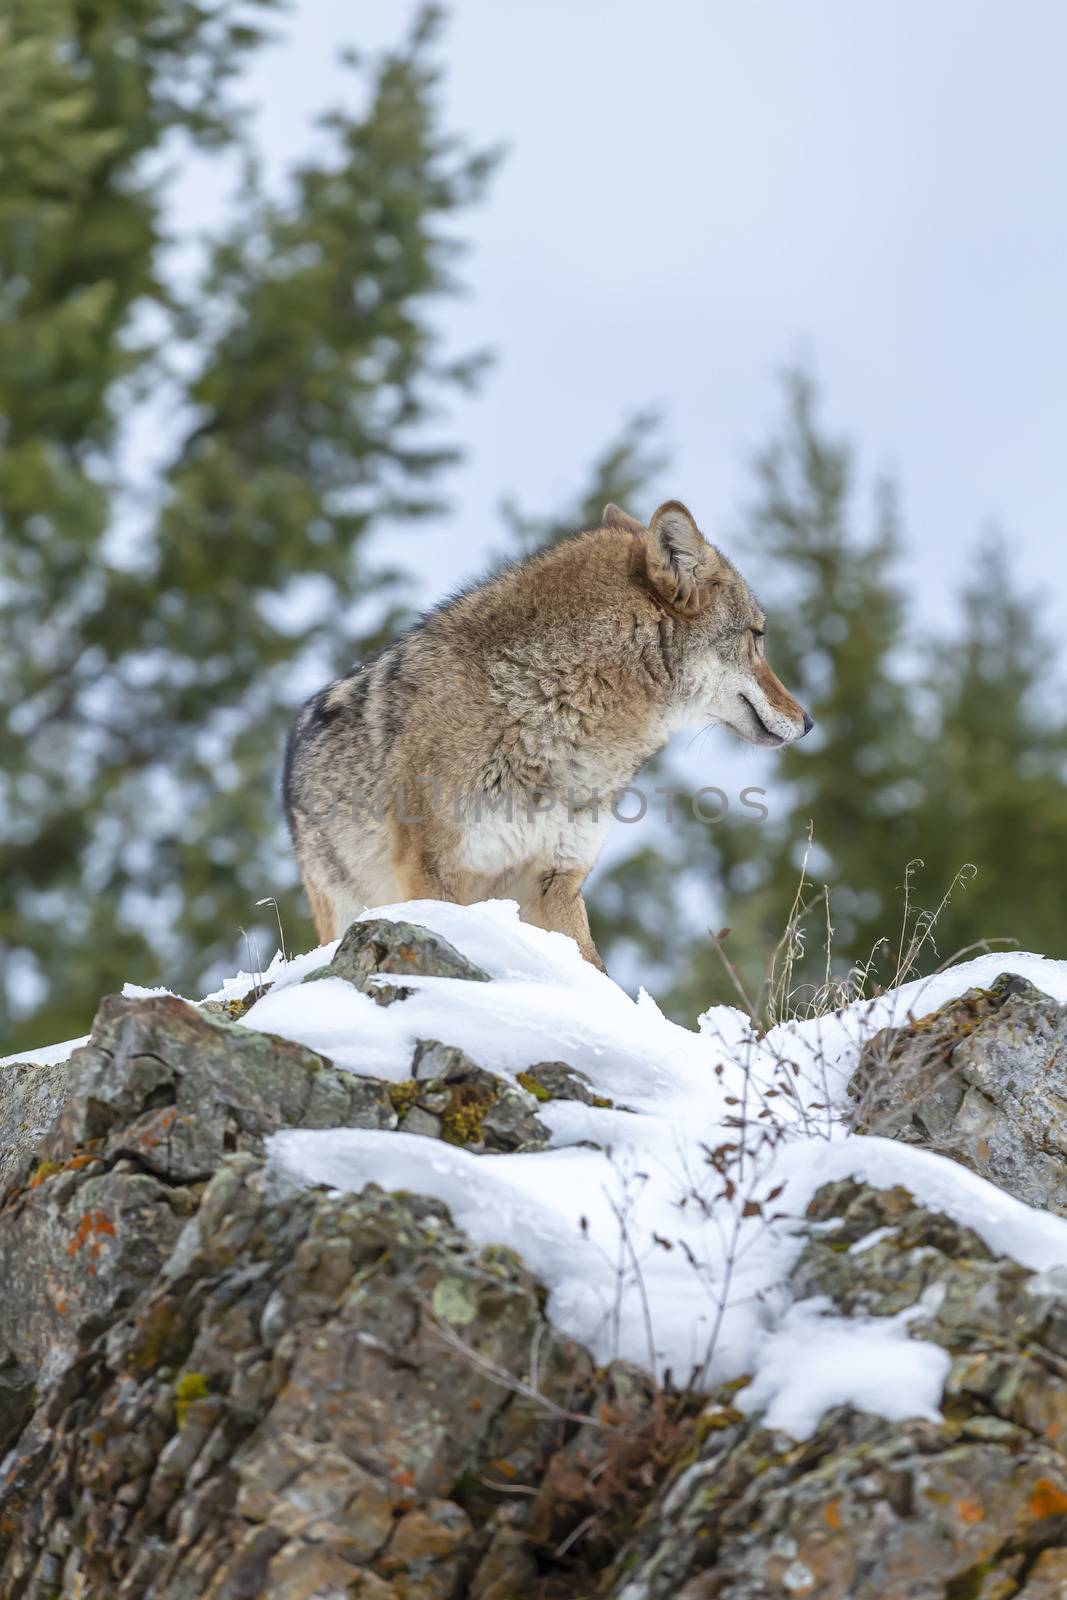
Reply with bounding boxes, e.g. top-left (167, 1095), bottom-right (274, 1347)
top-left (388, 813), bottom-right (464, 904)
top-left (522, 866), bottom-right (605, 971)
top-left (390, 843), bottom-right (446, 903)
